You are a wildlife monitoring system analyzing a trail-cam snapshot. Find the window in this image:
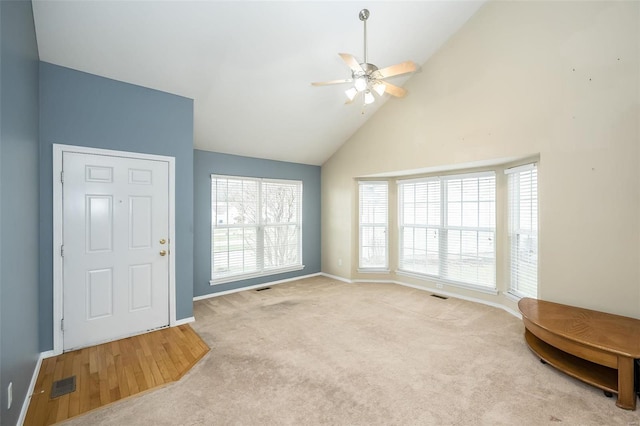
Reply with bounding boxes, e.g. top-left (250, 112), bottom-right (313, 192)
top-left (398, 172), bottom-right (496, 290)
top-left (359, 181), bottom-right (388, 270)
top-left (211, 175), bottom-right (303, 284)
top-left (506, 164), bottom-right (538, 298)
